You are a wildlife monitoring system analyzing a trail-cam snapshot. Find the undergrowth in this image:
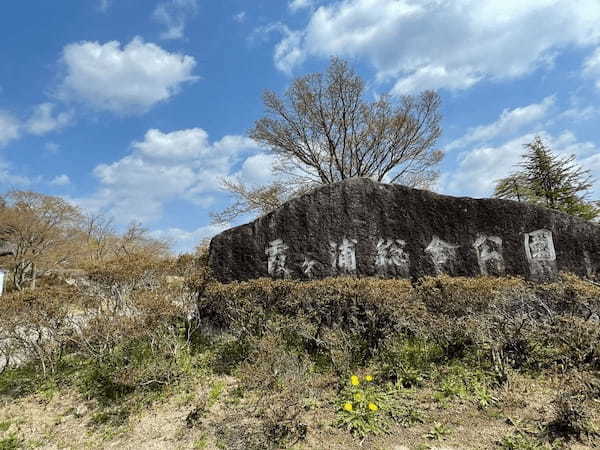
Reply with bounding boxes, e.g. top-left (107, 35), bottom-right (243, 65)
top-left (1, 270), bottom-right (599, 448)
